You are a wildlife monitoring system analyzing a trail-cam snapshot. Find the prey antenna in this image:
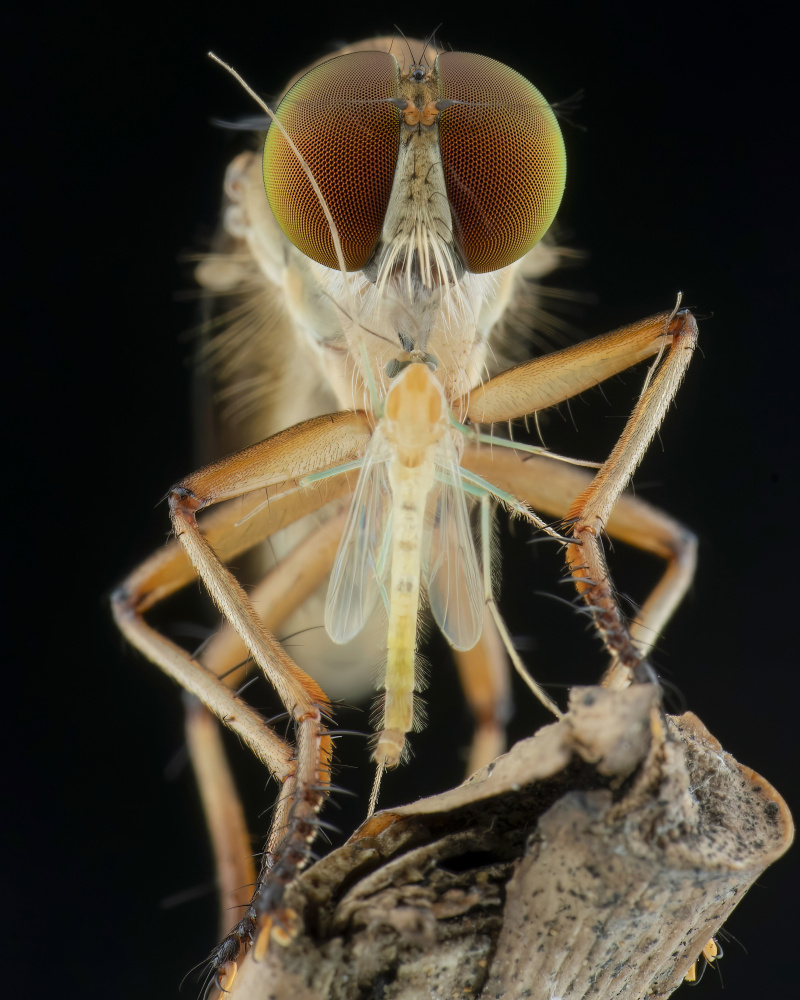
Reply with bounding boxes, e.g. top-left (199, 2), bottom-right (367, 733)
top-left (481, 497), bottom-right (563, 718)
